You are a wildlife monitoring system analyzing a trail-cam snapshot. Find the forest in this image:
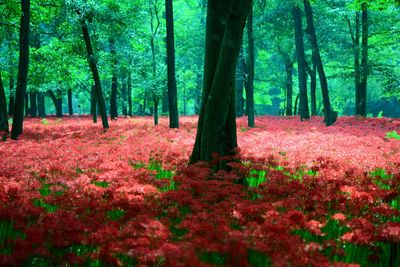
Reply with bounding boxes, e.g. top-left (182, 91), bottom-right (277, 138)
top-left (1, 0), bottom-right (400, 266)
